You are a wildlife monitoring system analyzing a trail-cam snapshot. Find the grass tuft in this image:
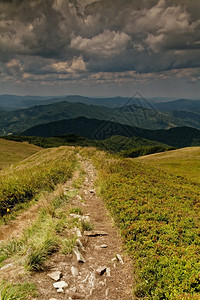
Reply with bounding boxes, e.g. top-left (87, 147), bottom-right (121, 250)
top-left (25, 236), bottom-right (59, 271)
top-left (61, 237), bottom-right (77, 255)
top-left (0, 281), bottom-right (37, 300)
top-left (81, 220), bottom-right (93, 231)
